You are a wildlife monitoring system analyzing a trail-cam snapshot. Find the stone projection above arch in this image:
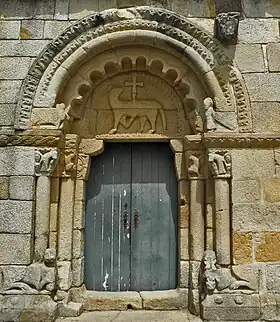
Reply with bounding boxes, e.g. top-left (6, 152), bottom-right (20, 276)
top-left (15, 6), bottom-right (252, 134)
